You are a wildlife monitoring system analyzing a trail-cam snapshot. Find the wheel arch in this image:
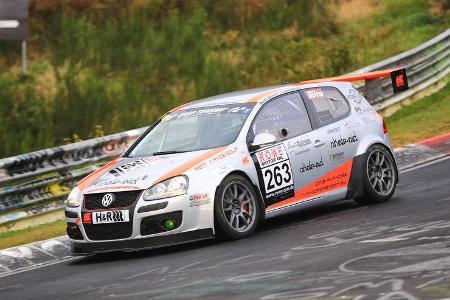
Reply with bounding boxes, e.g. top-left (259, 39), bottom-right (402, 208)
top-left (346, 141), bottom-right (398, 200)
top-left (216, 170), bottom-right (266, 220)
